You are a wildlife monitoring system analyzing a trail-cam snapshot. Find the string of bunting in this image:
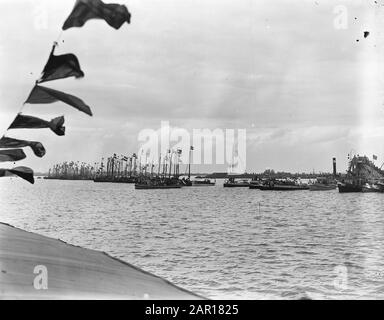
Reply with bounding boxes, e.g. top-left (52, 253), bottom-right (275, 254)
top-left (0, 0), bottom-right (131, 184)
